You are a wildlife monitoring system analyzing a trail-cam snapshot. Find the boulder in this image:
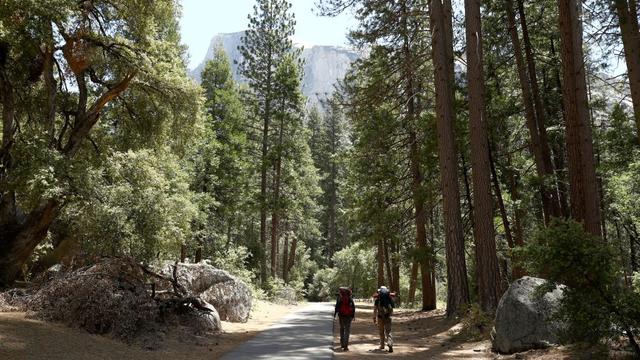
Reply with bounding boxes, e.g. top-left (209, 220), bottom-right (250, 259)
top-left (492, 276), bottom-right (565, 354)
top-left (201, 280), bottom-right (252, 322)
top-left (161, 262), bottom-right (252, 322)
top-left (182, 300), bottom-right (221, 334)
